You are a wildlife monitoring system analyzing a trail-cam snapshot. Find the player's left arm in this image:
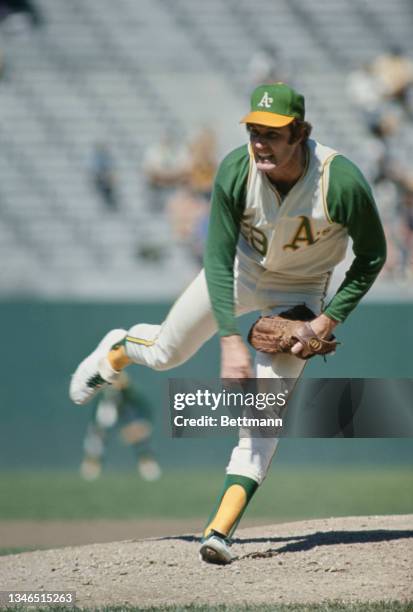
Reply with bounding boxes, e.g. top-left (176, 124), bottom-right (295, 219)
top-left (322, 155), bottom-right (387, 324)
top-left (294, 156), bottom-right (386, 355)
